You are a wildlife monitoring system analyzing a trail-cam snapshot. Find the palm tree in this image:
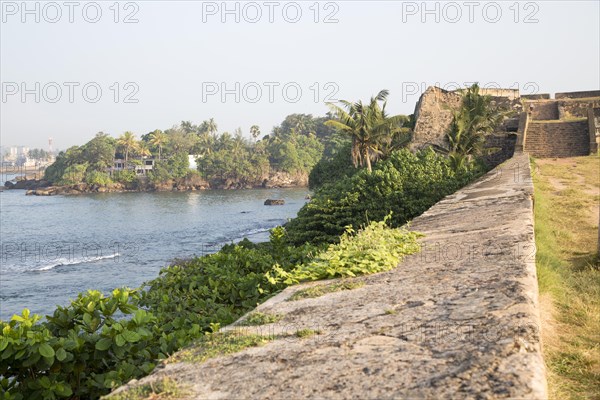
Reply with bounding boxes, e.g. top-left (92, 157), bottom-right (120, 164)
top-left (206, 118), bottom-right (218, 137)
top-left (219, 132), bottom-right (233, 151)
top-left (180, 121), bottom-right (197, 134)
top-left (136, 141), bottom-right (152, 159)
top-left (325, 90), bottom-right (408, 172)
top-left (149, 130), bottom-right (168, 160)
top-left (250, 125), bottom-right (261, 141)
top-left (232, 132), bottom-right (246, 157)
top-left (444, 83), bottom-right (509, 170)
top-left (117, 131), bottom-right (137, 168)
